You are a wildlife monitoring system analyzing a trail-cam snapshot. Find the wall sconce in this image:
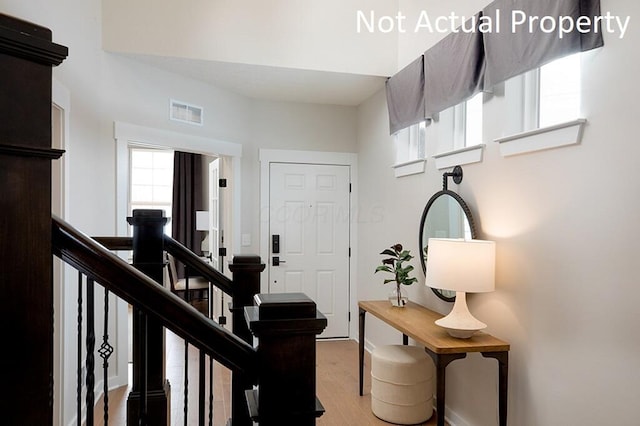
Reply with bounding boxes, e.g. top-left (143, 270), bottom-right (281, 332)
top-left (425, 238), bottom-right (496, 338)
